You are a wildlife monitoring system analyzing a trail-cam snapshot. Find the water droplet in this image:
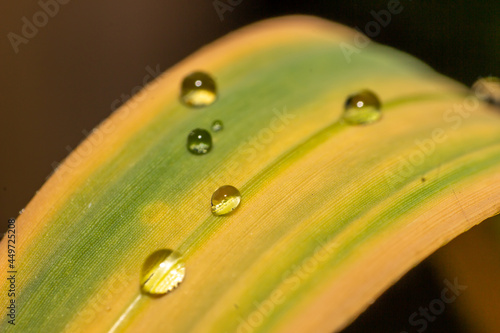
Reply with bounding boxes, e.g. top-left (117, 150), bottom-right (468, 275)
top-left (211, 120), bottom-right (223, 132)
top-left (472, 77), bottom-right (500, 105)
top-left (180, 71), bottom-right (217, 107)
top-left (211, 185), bottom-right (241, 216)
top-left (19, 208), bottom-right (25, 215)
top-left (141, 249), bottom-right (185, 295)
top-left (343, 90), bottom-right (382, 125)
top-left (187, 129), bottom-right (212, 155)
